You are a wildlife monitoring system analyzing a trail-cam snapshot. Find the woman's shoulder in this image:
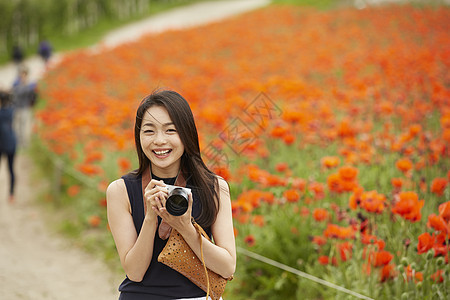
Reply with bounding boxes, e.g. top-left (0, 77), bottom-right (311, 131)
top-left (215, 175), bottom-right (230, 197)
top-left (106, 178), bottom-right (126, 196)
